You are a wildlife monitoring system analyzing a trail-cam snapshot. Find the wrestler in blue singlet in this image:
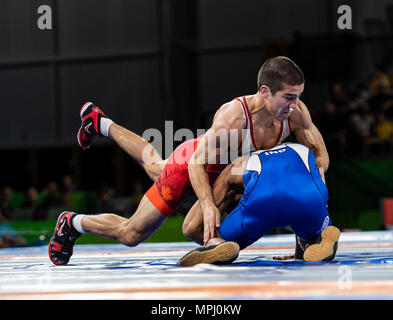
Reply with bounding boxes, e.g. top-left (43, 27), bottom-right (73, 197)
top-left (218, 143), bottom-right (331, 249)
